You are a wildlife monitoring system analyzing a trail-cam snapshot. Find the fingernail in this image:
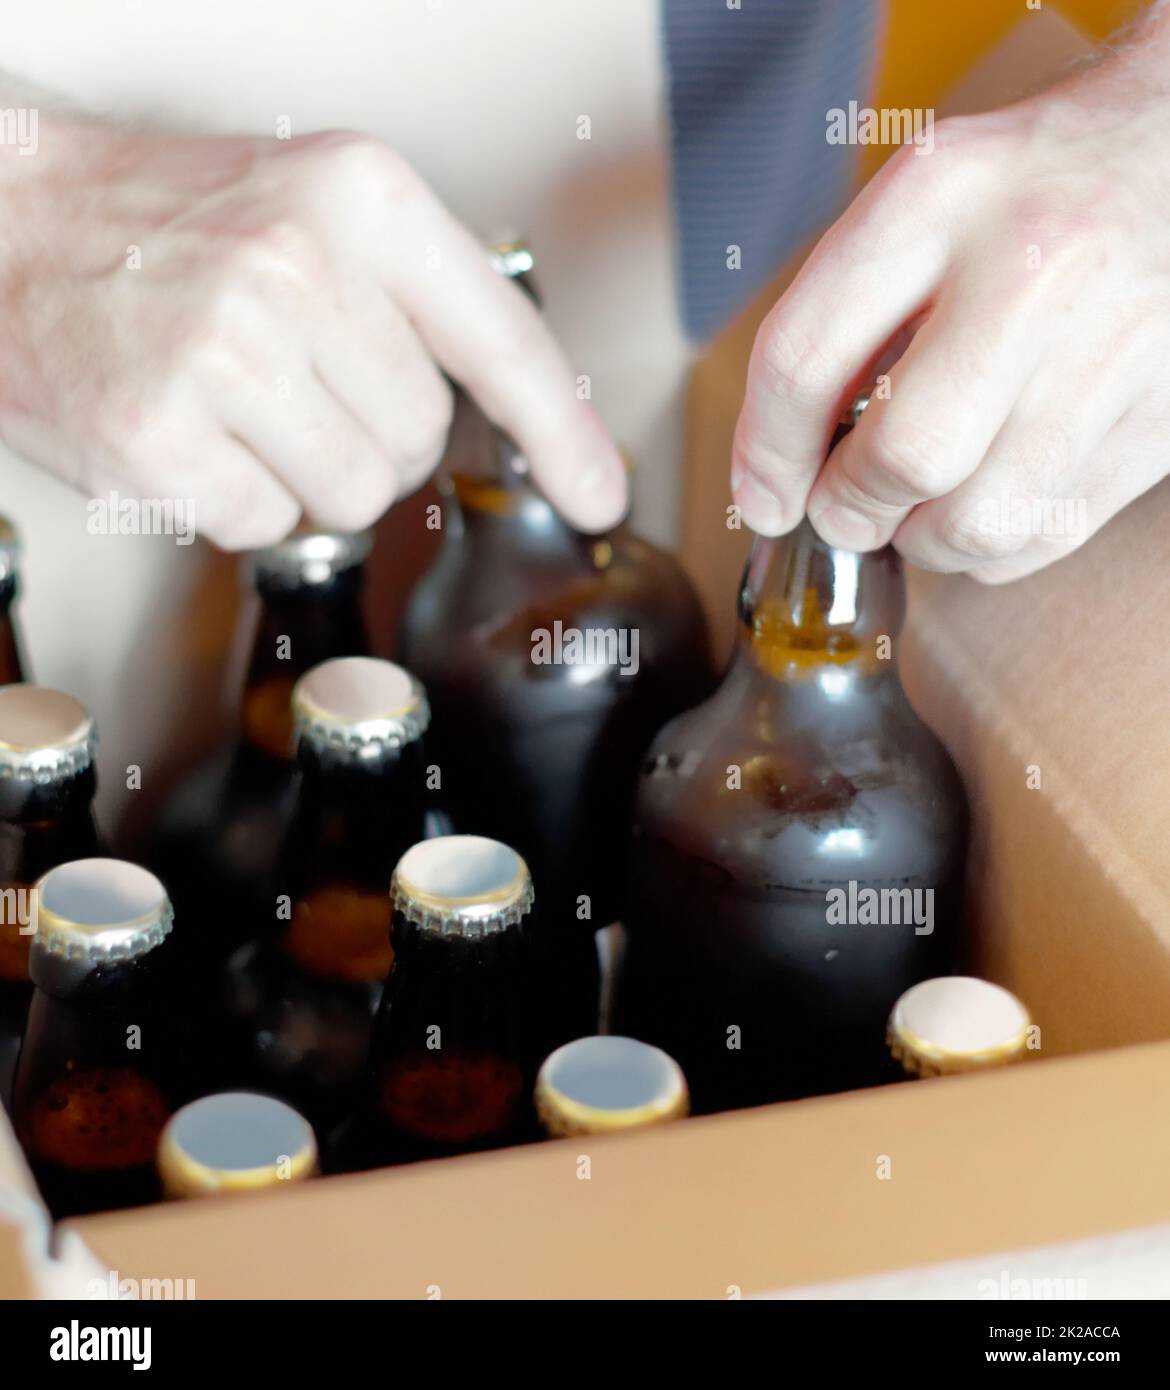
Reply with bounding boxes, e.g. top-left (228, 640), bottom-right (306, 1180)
top-left (808, 503), bottom-right (880, 550)
top-left (733, 470), bottom-right (786, 535)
